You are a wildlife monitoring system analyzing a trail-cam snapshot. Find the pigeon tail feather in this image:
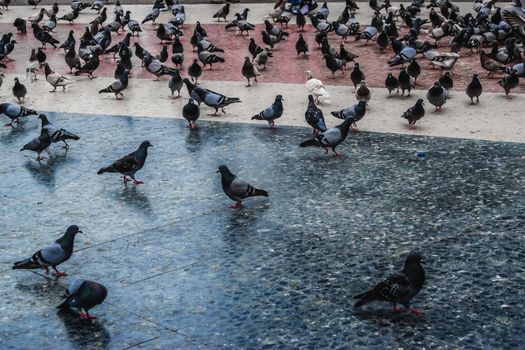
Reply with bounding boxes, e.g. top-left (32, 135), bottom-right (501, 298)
top-left (300, 139), bottom-right (322, 147)
top-left (353, 289), bottom-right (378, 307)
top-left (12, 257), bottom-right (39, 270)
top-left (97, 166), bottom-right (117, 174)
